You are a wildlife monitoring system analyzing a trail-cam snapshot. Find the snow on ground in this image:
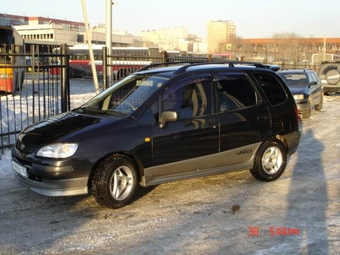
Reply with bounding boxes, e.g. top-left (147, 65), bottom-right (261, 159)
top-left (0, 80), bottom-right (339, 255)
